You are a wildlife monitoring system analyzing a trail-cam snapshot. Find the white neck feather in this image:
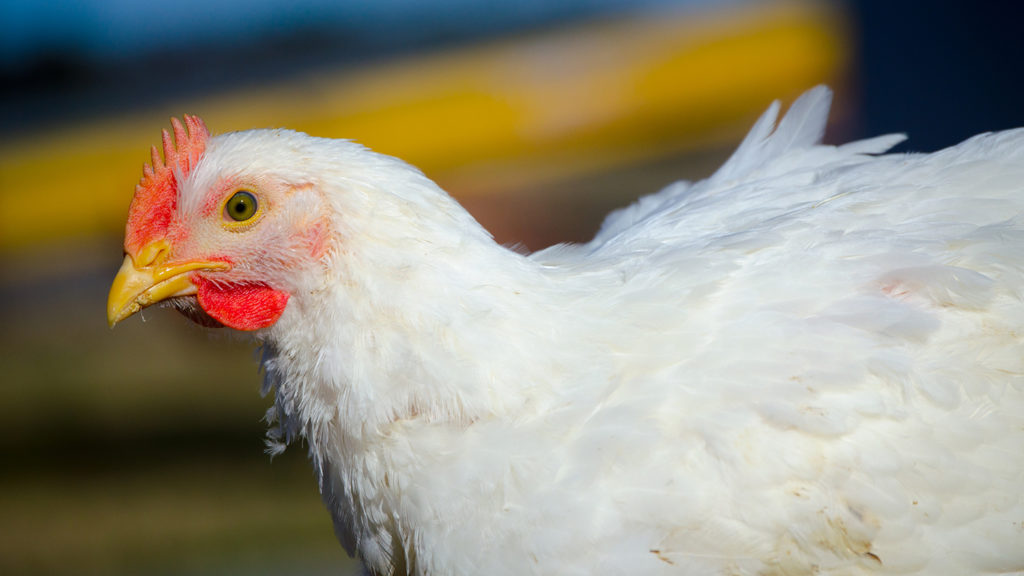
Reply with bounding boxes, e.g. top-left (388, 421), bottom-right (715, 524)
top-left (248, 143), bottom-right (626, 570)
top-left (257, 151), bottom-right (578, 468)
